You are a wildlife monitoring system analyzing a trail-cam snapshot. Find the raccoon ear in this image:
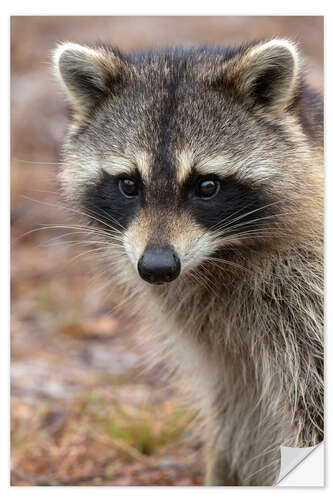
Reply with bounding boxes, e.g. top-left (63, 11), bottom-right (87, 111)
top-left (223, 39), bottom-right (300, 112)
top-left (53, 42), bottom-right (128, 115)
